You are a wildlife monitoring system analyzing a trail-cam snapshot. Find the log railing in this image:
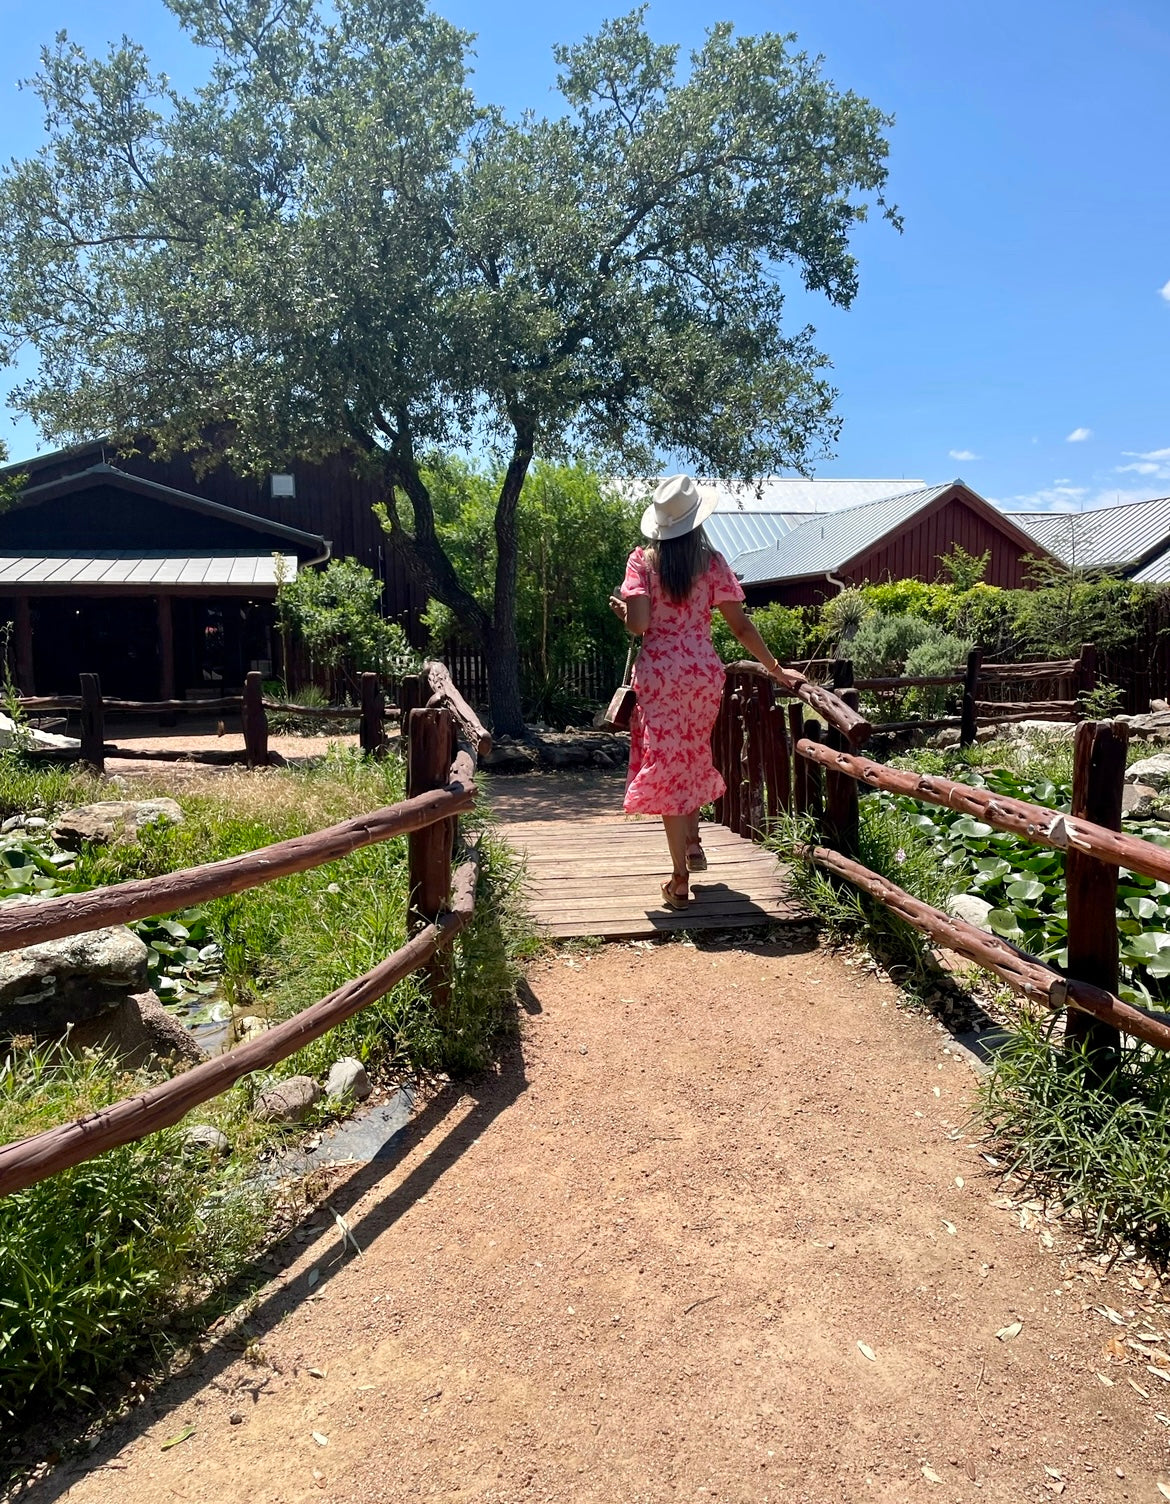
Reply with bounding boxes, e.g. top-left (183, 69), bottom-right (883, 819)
top-left (16, 671), bottom-right (404, 772)
top-left (0, 661), bottom-right (491, 1199)
top-left (711, 663), bottom-right (1170, 1056)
